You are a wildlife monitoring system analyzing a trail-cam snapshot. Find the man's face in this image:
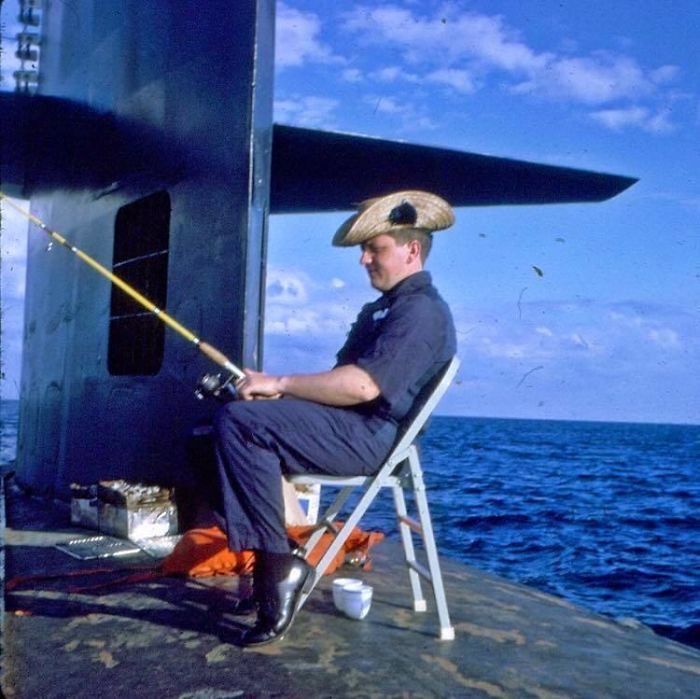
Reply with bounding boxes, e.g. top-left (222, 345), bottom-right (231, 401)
top-left (359, 234), bottom-right (420, 291)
